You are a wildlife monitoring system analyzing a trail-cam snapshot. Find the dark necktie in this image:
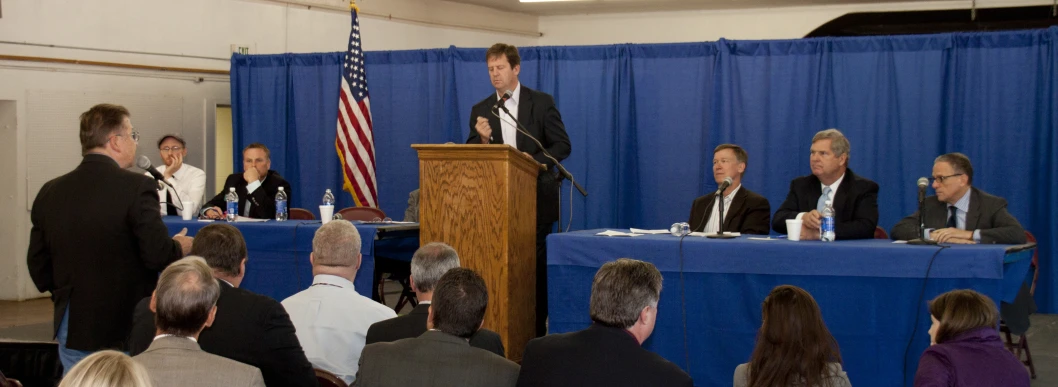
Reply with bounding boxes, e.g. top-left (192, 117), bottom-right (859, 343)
top-left (946, 206), bottom-right (957, 229)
